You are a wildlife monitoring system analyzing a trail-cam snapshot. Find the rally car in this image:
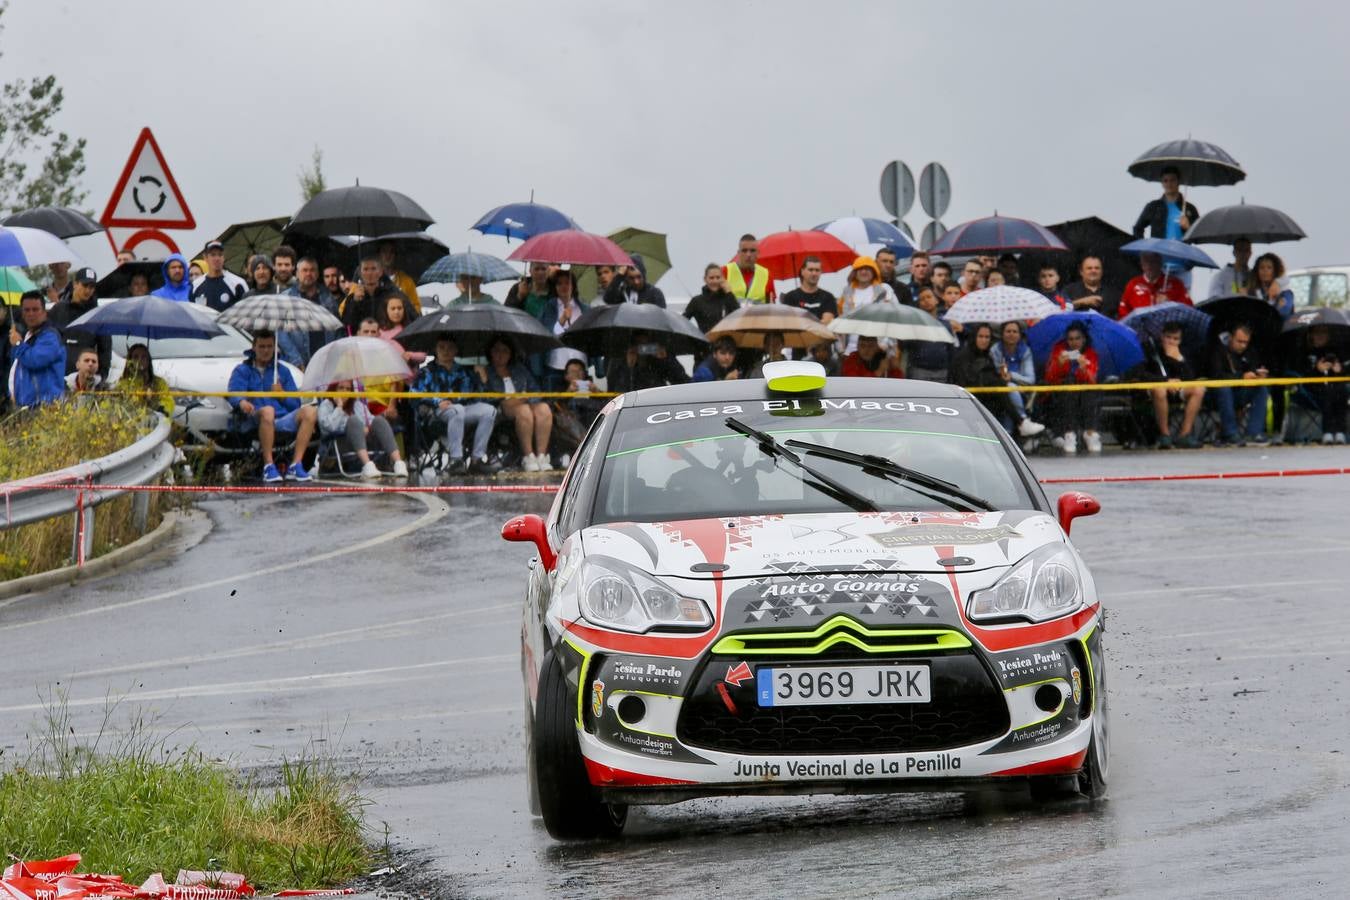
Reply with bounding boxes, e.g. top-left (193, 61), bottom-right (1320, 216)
top-left (504, 362), bottom-right (1108, 840)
